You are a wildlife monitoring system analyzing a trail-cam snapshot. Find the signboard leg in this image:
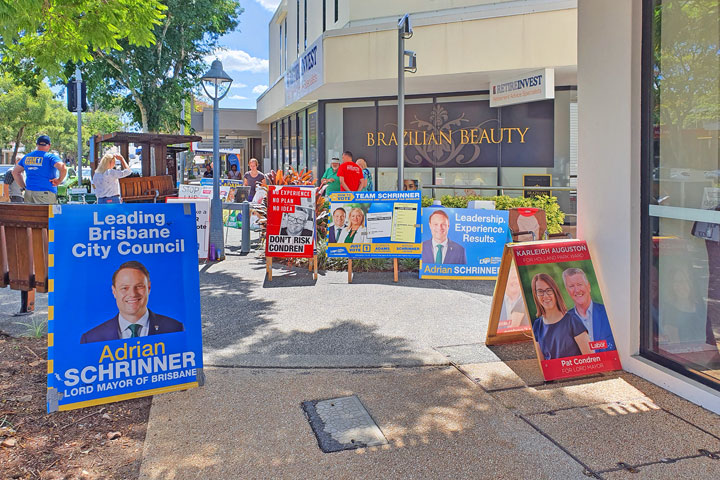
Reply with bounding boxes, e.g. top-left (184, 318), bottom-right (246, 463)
top-left (348, 259), bottom-right (353, 284)
top-left (266, 256), bottom-right (272, 281)
top-left (393, 258), bottom-right (399, 283)
top-left (313, 255), bottom-right (318, 280)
